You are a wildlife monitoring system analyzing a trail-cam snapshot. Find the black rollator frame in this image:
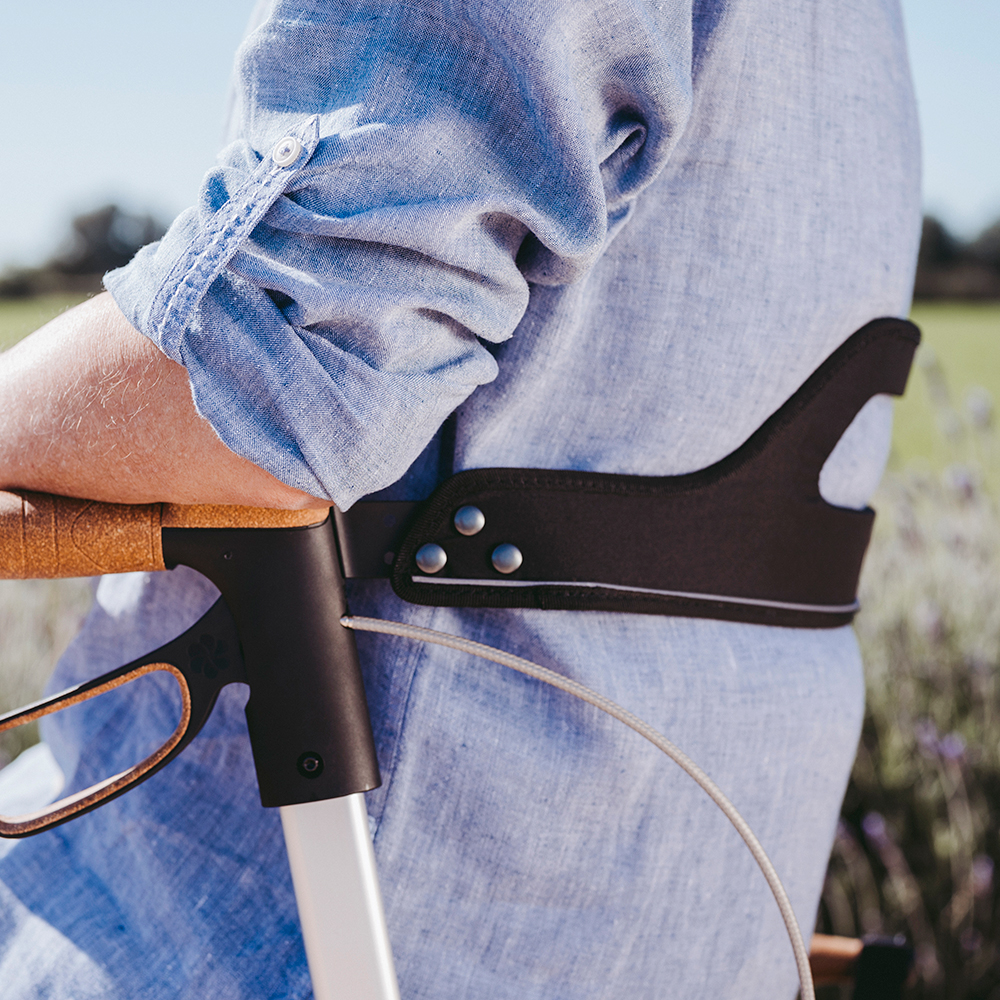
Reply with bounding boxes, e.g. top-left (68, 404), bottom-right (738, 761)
top-left (0, 515), bottom-right (380, 837)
